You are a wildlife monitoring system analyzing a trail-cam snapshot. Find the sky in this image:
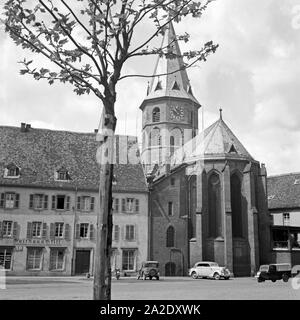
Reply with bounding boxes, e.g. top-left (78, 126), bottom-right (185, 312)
top-left (1, 0), bottom-right (300, 176)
